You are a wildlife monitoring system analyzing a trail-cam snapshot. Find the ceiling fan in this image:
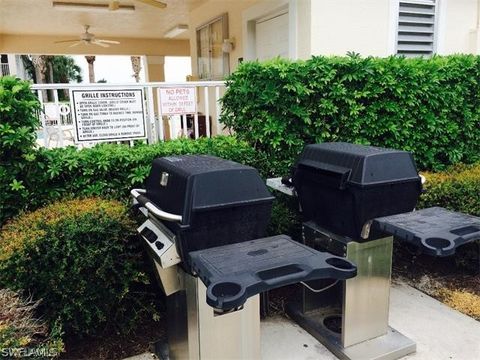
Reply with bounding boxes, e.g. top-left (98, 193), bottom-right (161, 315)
top-left (109, 0), bottom-right (166, 10)
top-left (54, 25), bottom-right (120, 48)
top-left (52, 1), bottom-right (167, 12)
